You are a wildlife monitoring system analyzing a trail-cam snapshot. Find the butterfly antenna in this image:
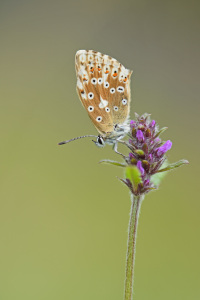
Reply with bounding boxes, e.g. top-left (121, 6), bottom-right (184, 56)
top-left (58, 135), bottom-right (98, 145)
